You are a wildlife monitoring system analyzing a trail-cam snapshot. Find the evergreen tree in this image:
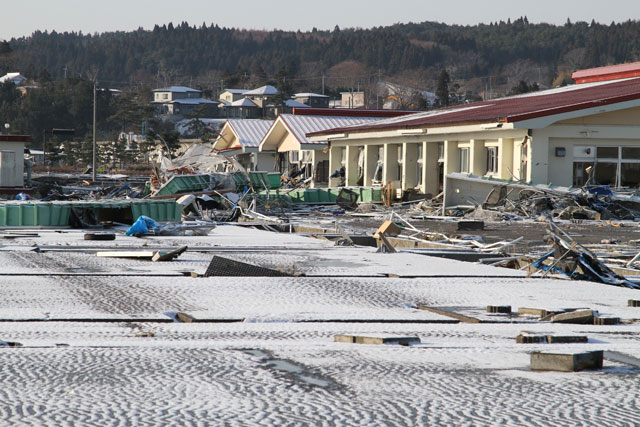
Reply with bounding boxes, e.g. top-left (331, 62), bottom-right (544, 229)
top-left (436, 69), bottom-right (450, 107)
